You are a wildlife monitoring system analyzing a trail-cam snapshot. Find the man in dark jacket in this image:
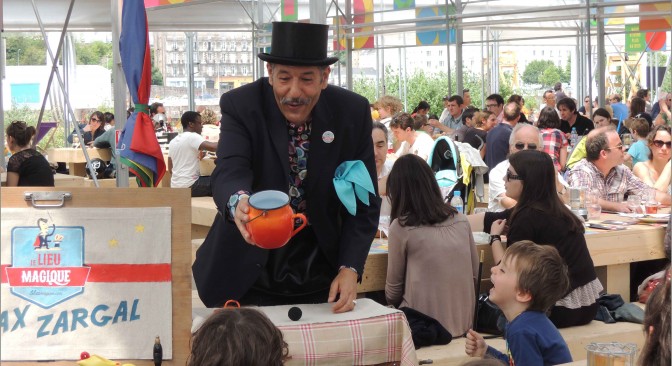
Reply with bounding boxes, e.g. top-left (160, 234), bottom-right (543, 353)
top-left (193, 22), bottom-right (380, 313)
